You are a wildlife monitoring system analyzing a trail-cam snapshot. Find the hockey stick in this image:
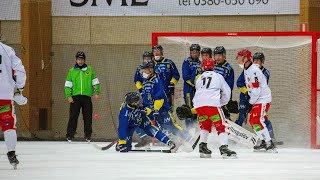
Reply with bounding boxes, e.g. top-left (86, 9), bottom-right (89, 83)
top-left (92, 140), bottom-right (118, 150)
top-left (192, 135), bottom-right (200, 150)
top-left (130, 149), bottom-right (171, 153)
